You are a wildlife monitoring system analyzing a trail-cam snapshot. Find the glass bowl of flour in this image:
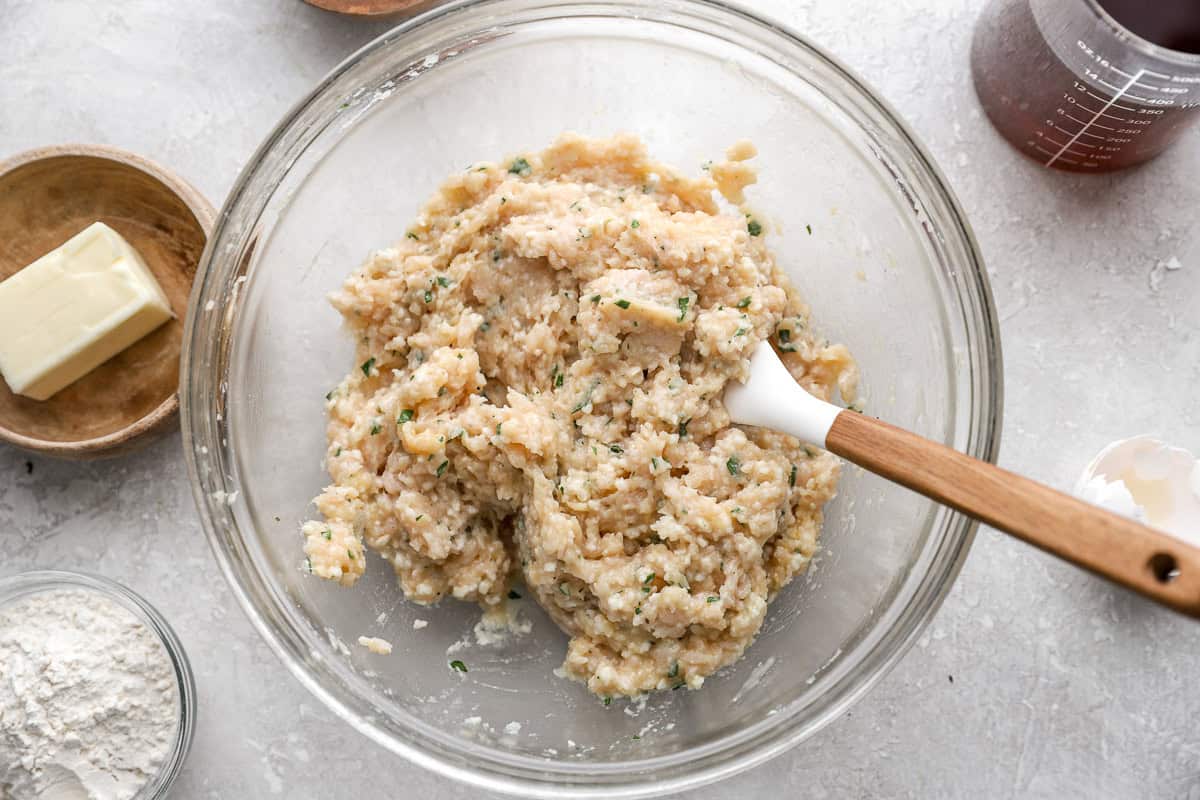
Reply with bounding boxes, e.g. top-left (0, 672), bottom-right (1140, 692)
top-left (0, 570), bottom-right (197, 800)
